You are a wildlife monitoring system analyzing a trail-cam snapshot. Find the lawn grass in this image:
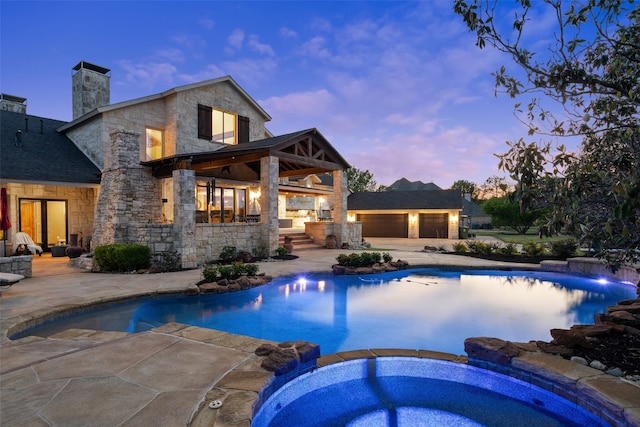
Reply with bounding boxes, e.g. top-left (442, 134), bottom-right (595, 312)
top-left (474, 229), bottom-right (572, 245)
